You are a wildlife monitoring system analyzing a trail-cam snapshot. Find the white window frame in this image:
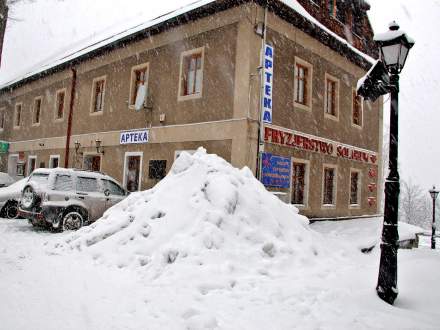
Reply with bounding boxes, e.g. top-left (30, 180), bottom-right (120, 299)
top-left (349, 168), bottom-right (362, 208)
top-left (8, 154), bottom-right (19, 177)
top-left (27, 155), bottom-right (37, 176)
top-left (324, 73), bottom-right (340, 121)
top-left (128, 62), bottom-right (149, 108)
top-left (321, 163), bottom-right (338, 208)
top-left (0, 107), bottom-right (5, 131)
top-left (174, 150), bottom-right (197, 160)
top-left (90, 75), bottom-right (107, 115)
top-left (49, 155), bottom-right (61, 168)
top-left (32, 96), bottom-right (43, 126)
top-left (293, 57), bottom-right (313, 111)
top-left (351, 88), bottom-right (364, 129)
top-left (82, 152), bottom-right (102, 172)
top-left (123, 151), bottom-right (143, 192)
top-left (178, 46), bottom-right (205, 101)
top-left (290, 158), bottom-right (310, 209)
top-left (54, 88), bottom-right (67, 121)
top-left (14, 102), bottom-right (23, 129)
